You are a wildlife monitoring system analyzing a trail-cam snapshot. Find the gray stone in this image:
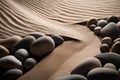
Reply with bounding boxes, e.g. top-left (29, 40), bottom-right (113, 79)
top-left (97, 20), bottom-right (108, 28)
